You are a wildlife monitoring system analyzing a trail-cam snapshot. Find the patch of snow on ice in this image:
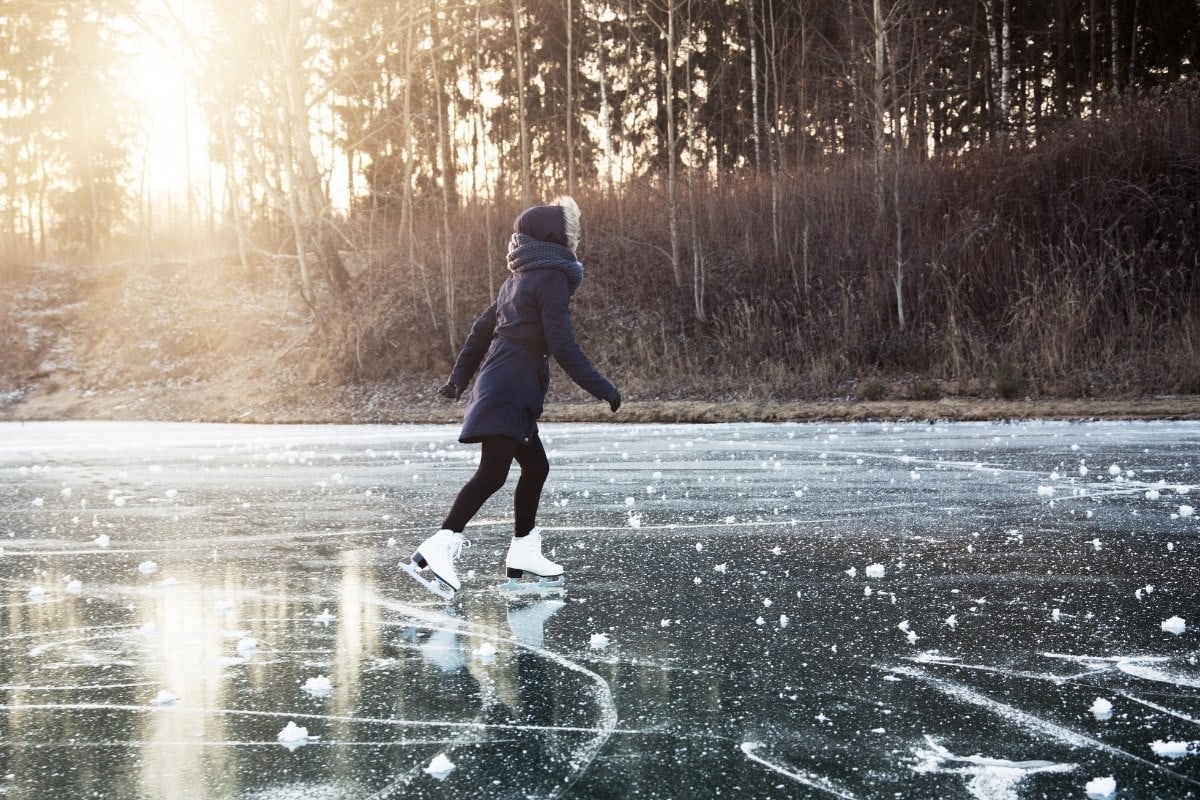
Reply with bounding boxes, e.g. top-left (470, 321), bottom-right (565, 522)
top-left (152, 690), bottom-right (177, 706)
top-left (302, 675), bottom-right (333, 697)
top-left (589, 633), bottom-right (610, 649)
top-left (1161, 616), bottom-right (1187, 635)
top-left (910, 737), bottom-right (1075, 800)
top-left (1150, 740), bottom-right (1193, 759)
top-left (1089, 697), bottom-right (1113, 720)
top-left (424, 753), bottom-right (455, 780)
top-left (277, 721), bottom-right (316, 750)
top-left (1084, 775), bottom-right (1116, 798)
top-left (865, 564), bottom-right (886, 578)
